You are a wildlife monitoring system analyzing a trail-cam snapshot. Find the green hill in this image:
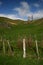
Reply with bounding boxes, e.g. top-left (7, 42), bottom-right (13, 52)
top-left (32, 18), bottom-right (43, 25)
top-left (0, 17), bottom-right (43, 65)
top-left (0, 17), bottom-right (25, 25)
top-left (0, 17), bottom-right (43, 40)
